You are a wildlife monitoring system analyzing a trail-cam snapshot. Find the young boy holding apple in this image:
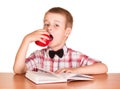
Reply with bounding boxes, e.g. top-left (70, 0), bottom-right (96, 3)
top-left (13, 7), bottom-right (108, 74)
